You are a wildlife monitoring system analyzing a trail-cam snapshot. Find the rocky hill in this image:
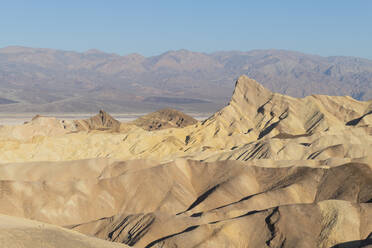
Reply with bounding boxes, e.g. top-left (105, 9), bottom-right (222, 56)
top-left (1, 47), bottom-right (372, 113)
top-left (0, 76), bottom-right (371, 247)
top-left (132, 108), bottom-right (198, 131)
top-left (74, 110), bottom-right (121, 131)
